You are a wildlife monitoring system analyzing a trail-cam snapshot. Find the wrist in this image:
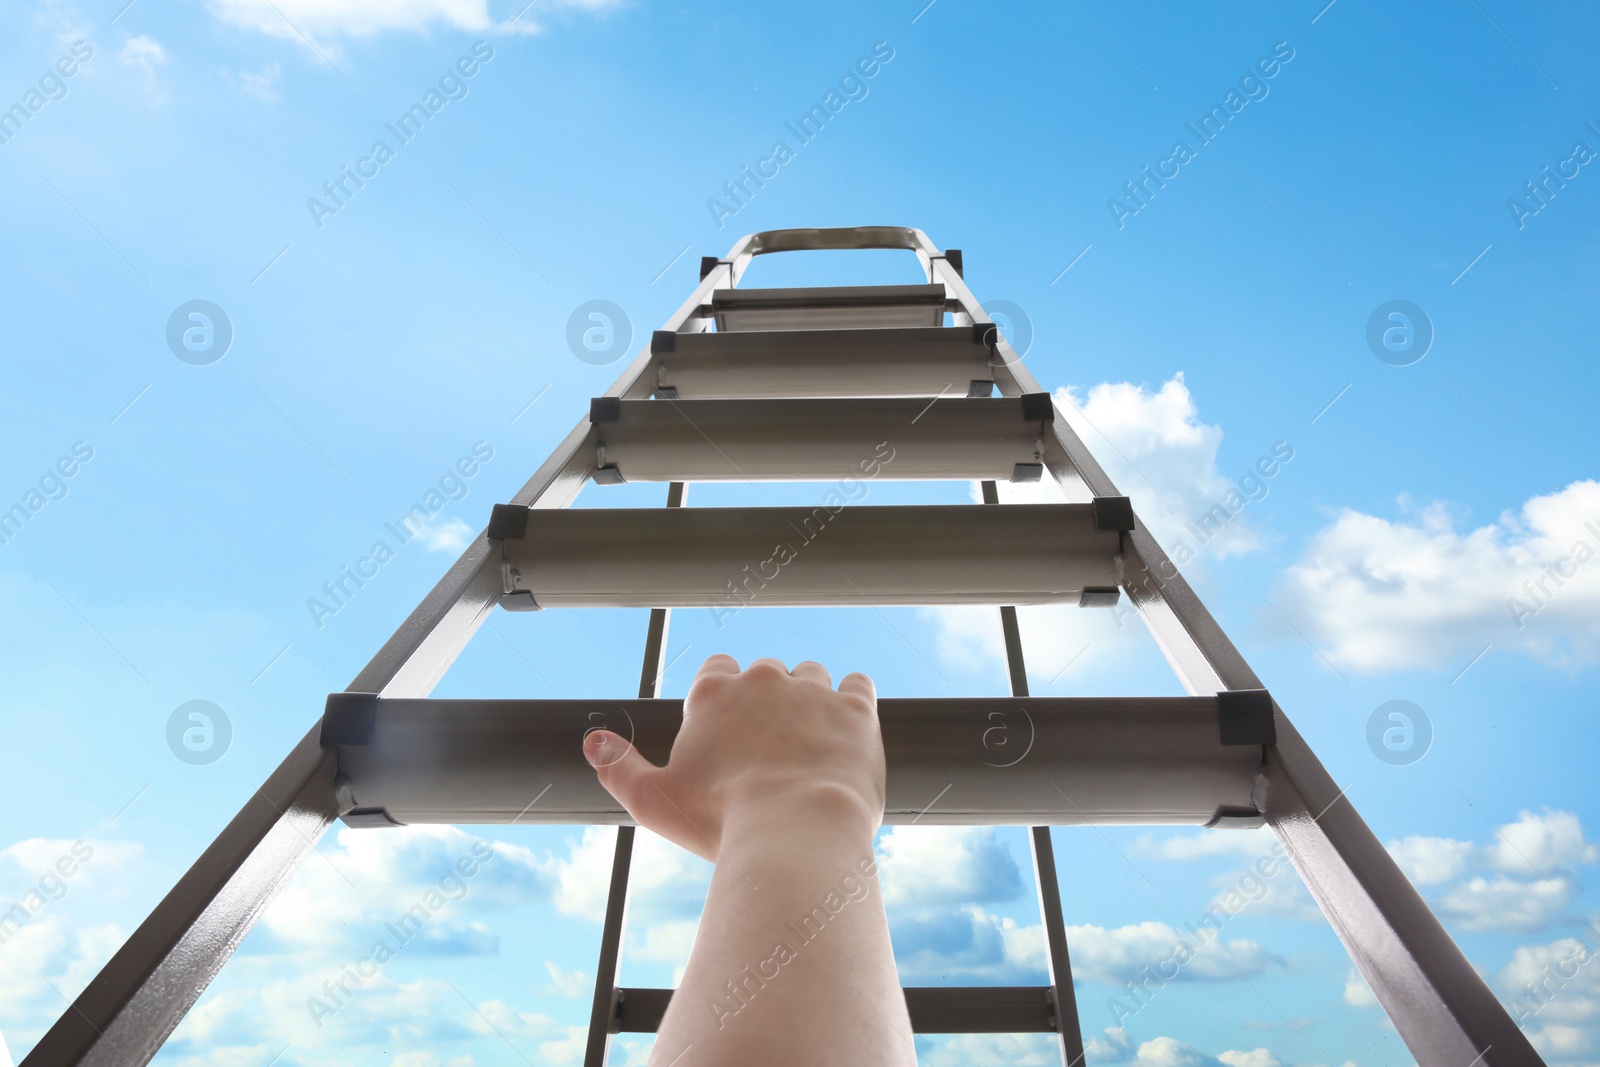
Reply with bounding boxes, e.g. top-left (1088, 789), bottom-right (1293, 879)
top-left (719, 782), bottom-right (881, 850)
